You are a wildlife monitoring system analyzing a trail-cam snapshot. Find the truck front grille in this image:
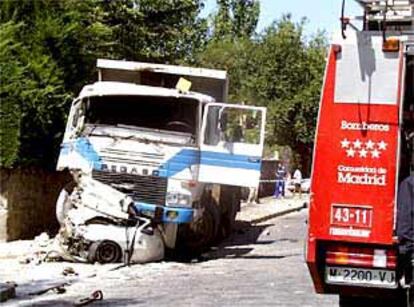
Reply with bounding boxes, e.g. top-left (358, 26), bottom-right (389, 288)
top-left (92, 170), bottom-right (167, 205)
